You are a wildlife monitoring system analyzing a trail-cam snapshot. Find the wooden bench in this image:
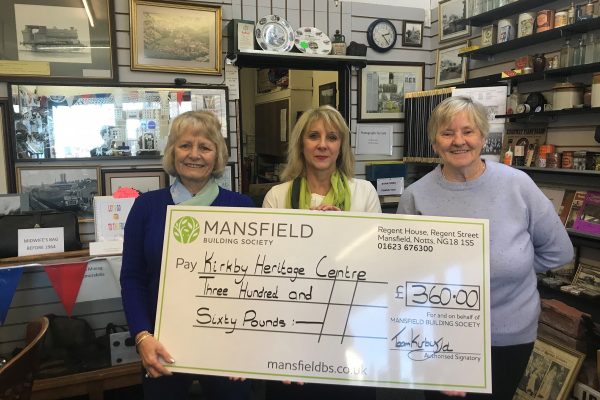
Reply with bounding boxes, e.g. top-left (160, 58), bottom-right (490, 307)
top-left (31, 362), bottom-right (142, 400)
